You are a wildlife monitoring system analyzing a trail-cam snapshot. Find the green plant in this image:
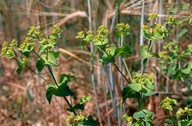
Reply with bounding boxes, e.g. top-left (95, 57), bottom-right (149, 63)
top-left (0, 26), bottom-right (98, 125)
top-left (1, 11), bottom-right (192, 125)
top-left (160, 97), bottom-right (192, 126)
top-left (123, 109), bottom-right (154, 126)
